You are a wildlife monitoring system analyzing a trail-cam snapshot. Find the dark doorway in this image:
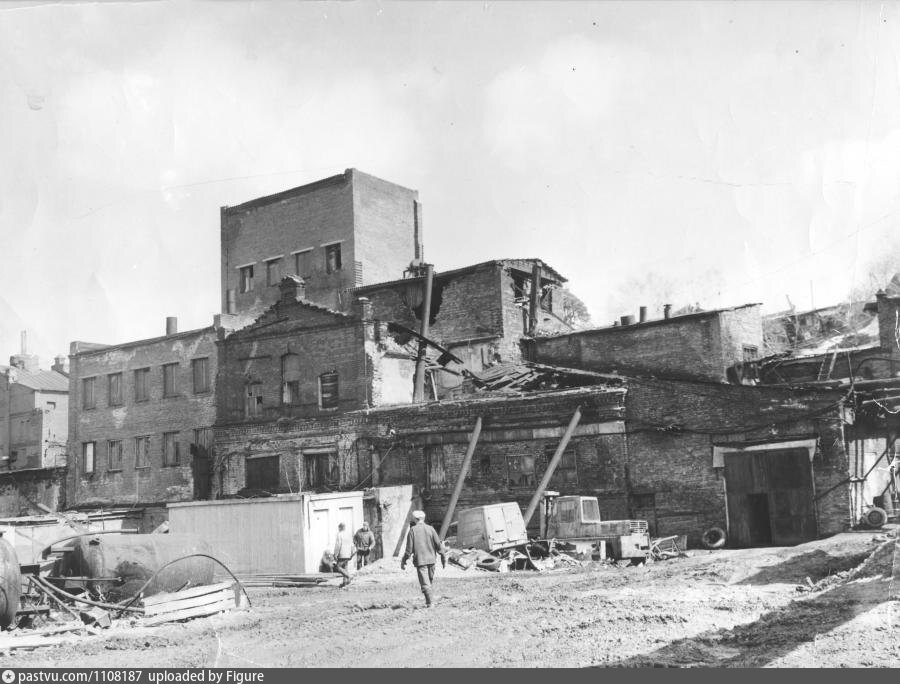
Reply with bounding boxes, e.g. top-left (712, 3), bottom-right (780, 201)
top-left (724, 448), bottom-right (816, 547)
